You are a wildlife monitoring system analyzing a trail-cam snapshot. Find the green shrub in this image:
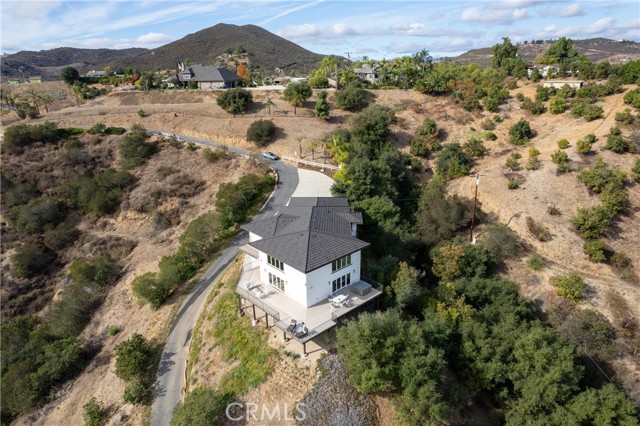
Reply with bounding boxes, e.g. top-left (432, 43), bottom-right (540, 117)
top-left (527, 253), bottom-right (545, 271)
top-left (462, 137), bottom-right (486, 158)
top-left (335, 83), bottom-right (367, 111)
top-left (632, 159), bottom-right (640, 181)
top-left (623, 87), bottom-right (640, 108)
top-left (123, 378), bottom-right (152, 405)
top-left (571, 206), bottom-right (613, 239)
top-left (480, 118), bottom-right (496, 130)
top-left (584, 133), bottom-right (597, 144)
top-left (246, 119), bottom-right (276, 146)
top-left (605, 134), bottom-right (630, 153)
top-left (83, 397), bottom-right (105, 426)
top-left (137, 109), bottom-right (147, 118)
top-left (551, 272), bottom-right (586, 302)
top-left (308, 74), bottom-right (329, 88)
top-left (614, 108), bottom-right (634, 124)
top-left (314, 90), bottom-right (330, 119)
top-left (480, 224), bottom-right (521, 260)
top-left (576, 139), bottom-right (592, 154)
top-left (535, 86), bottom-right (554, 102)
top-left (515, 93), bottom-right (525, 101)
top-left (507, 180), bottom-right (519, 189)
top-left (171, 387), bottom-right (232, 426)
top-left (509, 119), bottom-right (535, 145)
top-left (610, 252), bottom-right (632, 269)
top-left (66, 169), bottom-right (136, 216)
top-left (482, 131), bottom-right (497, 141)
top-left (551, 150), bottom-right (569, 166)
top-left (571, 102), bottom-right (603, 121)
top-left (216, 88), bottom-right (253, 115)
top-left (108, 325), bottom-right (121, 336)
top-left (132, 272), bottom-right (170, 309)
top-left (583, 240), bottom-right (606, 263)
top-left (409, 138), bottom-right (429, 157)
top-left (409, 157), bottom-right (423, 171)
top-left (435, 144), bottom-right (473, 179)
top-left (70, 256), bottom-right (118, 287)
top-left (547, 205), bottom-right (561, 215)
top-left (115, 333), bottom-right (152, 382)
top-left (577, 157), bottom-right (626, 193)
top-left (505, 155), bottom-right (519, 171)
top-left (104, 126), bottom-right (127, 135)
top-left (87, 122), bottom-right (106, 135)
top-left (13, 198), bottom-right (64, 234)
top-left (12, 242), bottom-right (56, 278)
top-left (548, 95), bottom-right (567, 114)
top-left (528, 147), bottom-right (540, 157)
top-left (600, 184), bottom-right (629, 215)
top-left (43, 224), bottom-right (80, 251)
top-left (119, 127), bottom-right (157, 169)
top-left (416, 118), bottom-right (438, 140)
top-left (557, 139), bottom-right (570, 149)
top-left (525, 156), bottom-right (539, 170)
